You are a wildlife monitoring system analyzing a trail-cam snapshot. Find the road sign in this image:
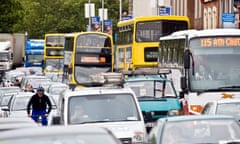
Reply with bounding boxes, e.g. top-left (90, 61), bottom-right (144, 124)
top-left (159, 6), bottom-right (171, 16)
top-left (122, 15), bottom-right (133, 21)
top-left (91, 16), bottom-right (100, 25)
top-left (222, 13), bottom-right (235, 23)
